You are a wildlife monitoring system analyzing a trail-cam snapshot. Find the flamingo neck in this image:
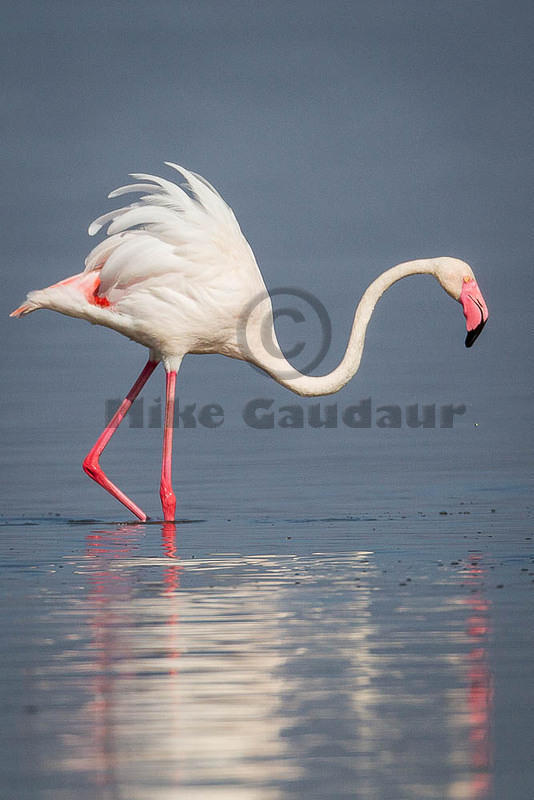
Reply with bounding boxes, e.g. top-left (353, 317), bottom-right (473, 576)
top-left (245, 259), bottom-right (438, 397)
